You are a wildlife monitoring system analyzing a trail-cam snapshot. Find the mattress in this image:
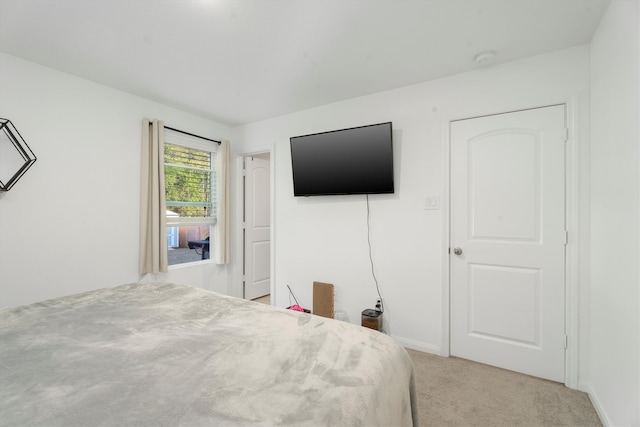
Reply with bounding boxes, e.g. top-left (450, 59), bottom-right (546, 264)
top-left (0, 281), bottom-right (417, 426)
